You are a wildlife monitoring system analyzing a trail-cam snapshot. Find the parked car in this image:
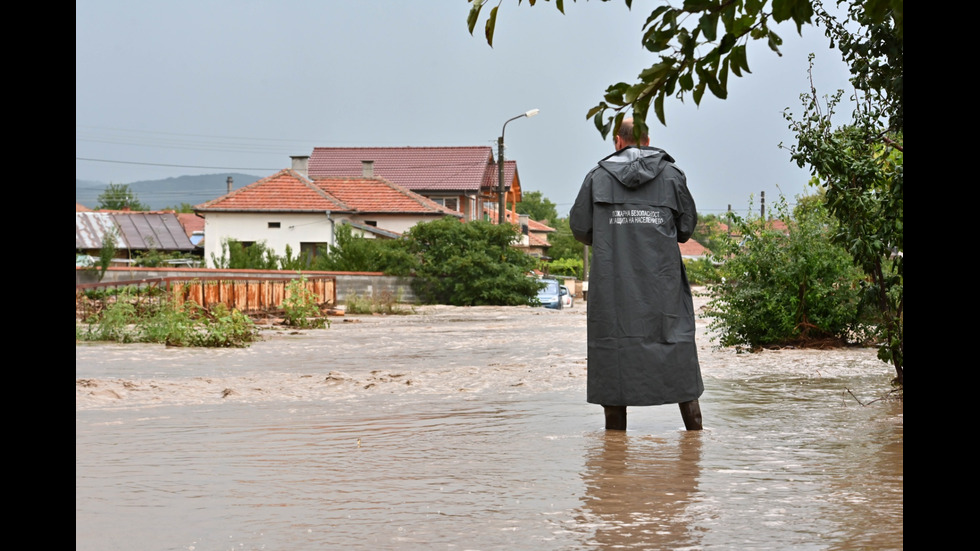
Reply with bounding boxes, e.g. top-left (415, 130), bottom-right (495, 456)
top-left (560, 285), bottom-right (573, 308)
top-left (535, 278), bottom-right (563, 310)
